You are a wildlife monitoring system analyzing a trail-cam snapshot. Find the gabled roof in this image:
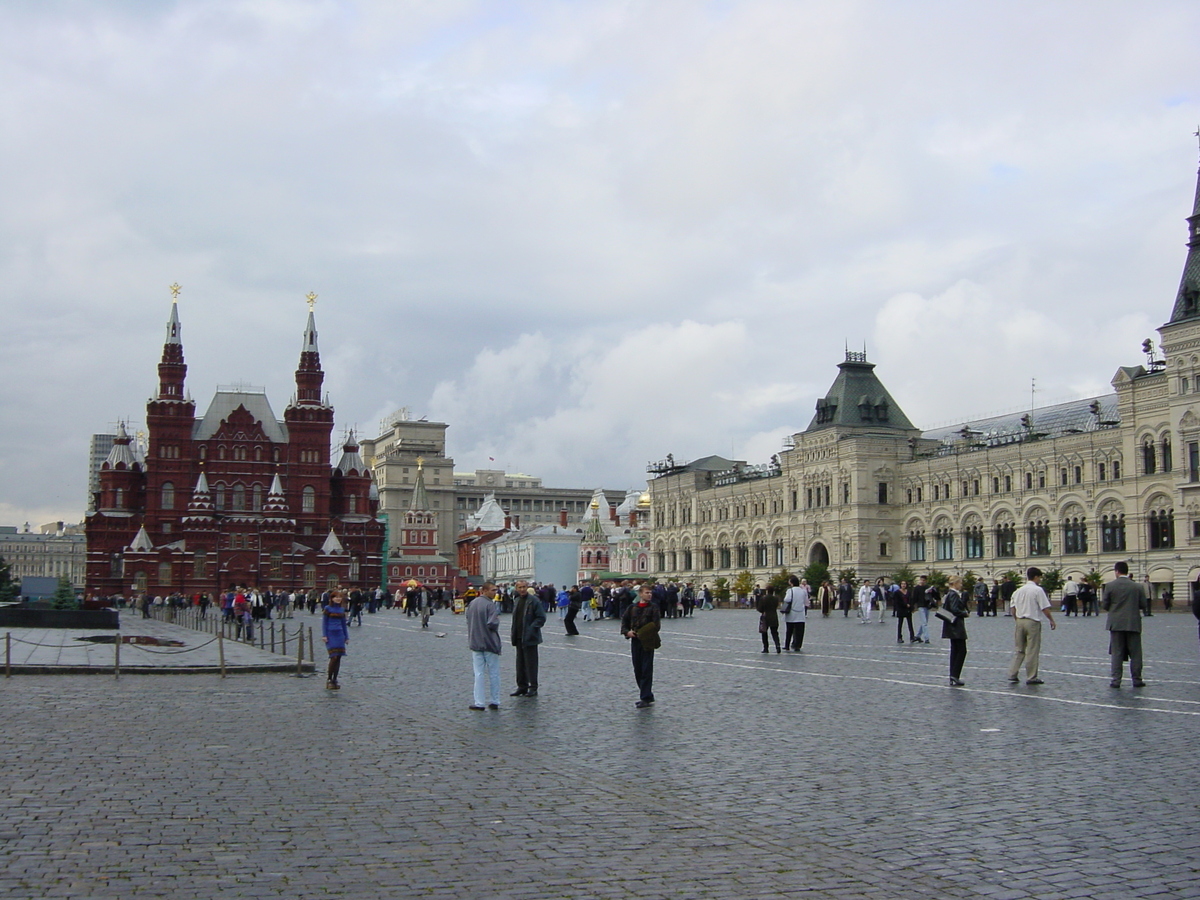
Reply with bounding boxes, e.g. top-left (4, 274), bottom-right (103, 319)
top-left (804, 351), bottom-right (916, 433)
top-left (466, 493), bottom-right (507, 531)
top-left (193, 390), bottom-right (288, 443)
